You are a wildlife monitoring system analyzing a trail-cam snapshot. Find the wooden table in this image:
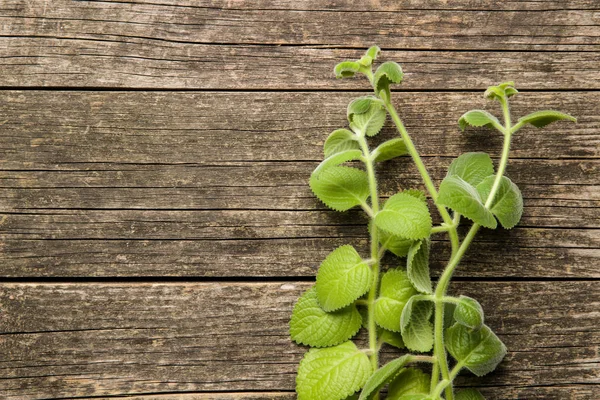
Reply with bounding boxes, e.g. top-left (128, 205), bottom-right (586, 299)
top-left (0, 1), bottom-right (598, 399)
